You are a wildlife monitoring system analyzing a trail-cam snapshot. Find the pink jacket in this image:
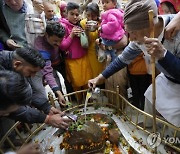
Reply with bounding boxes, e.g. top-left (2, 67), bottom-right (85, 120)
top-left (59, 18), bottom-right (87, 59)
top-left (100, 9), bottom-right (125, 41)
